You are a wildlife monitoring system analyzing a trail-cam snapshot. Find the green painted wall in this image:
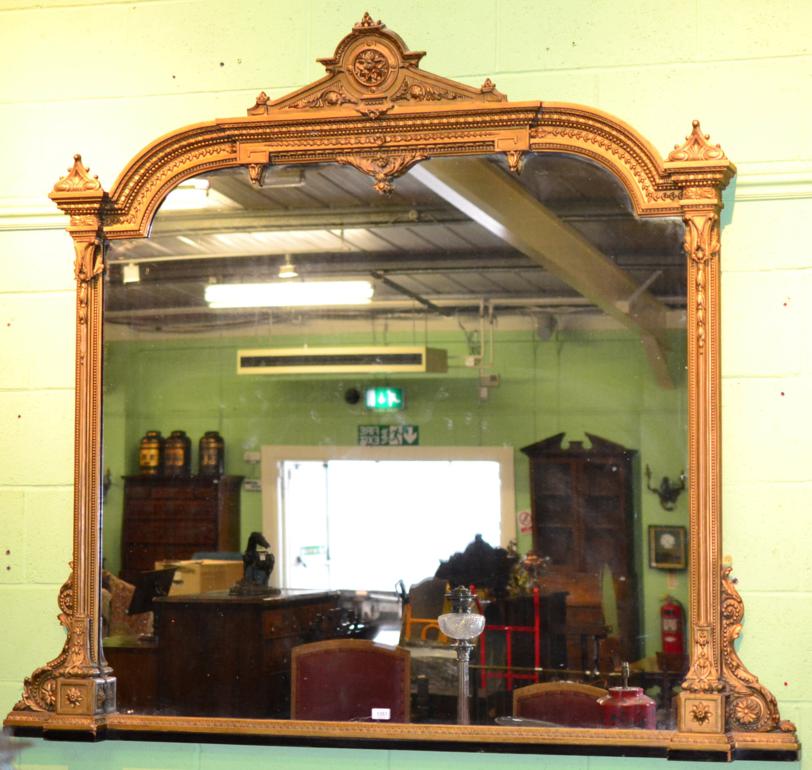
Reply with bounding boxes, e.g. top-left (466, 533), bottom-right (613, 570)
top-left (102, 326), bottom-right (688, 657)
top-left (1, 1), bottom-right (810, 768)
